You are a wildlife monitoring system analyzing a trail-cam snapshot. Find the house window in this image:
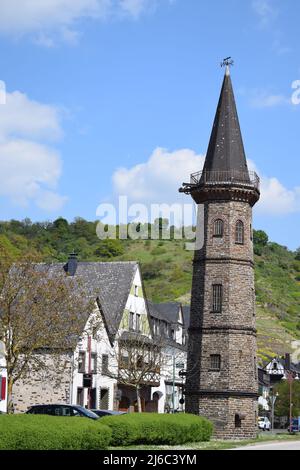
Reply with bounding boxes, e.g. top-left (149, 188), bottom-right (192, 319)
top-left (212, 285), bottom-right (223, 313)
top-left (161, 321), bottom-right (168, 336)
top-left (235, 220), bottom-right (244, 245)
top-left (136, 314), bottom-right (141, 333)
top-left (78, 352), bottom-right (85, 373)
top-left (154, 319), bottom-right (159, 335)
top-left (120, 350), bottom-right (129, 368)
top-left (77, 387), bottom-right (84, 406)
top-left (102, 354), bottom-right (109, 375)
top-left (91, 353), bottom-right (97, 374)
top-left (129, 312), bottom-right (135, 331)
top-left (210, 355), bottom-right (221, 371)
top-left (134, 285), bottom-right (139, 297)
top-left (213, 219), bottom-right (224, 238)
